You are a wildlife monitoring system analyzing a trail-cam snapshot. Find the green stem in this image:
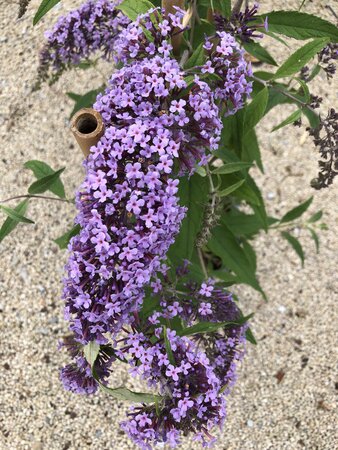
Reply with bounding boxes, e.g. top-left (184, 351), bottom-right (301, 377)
top-left (0, 194), bottom-right (74, 204)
